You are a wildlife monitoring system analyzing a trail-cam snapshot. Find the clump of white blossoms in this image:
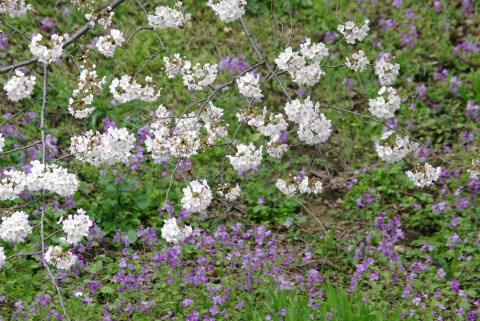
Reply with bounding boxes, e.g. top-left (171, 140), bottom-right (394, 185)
top-left (468, 159), bottom-right (479, 180)
top-left (109, 75), bottom-right (161, 103)
top-left (227, 143), bottom-right (263, 172)
top-left (406, 163), bottom-right (442, 188)
top-left (0, 247), bottom-right (5, 269)
top-left (85, 10), bottom-right (114, 29)
top-left (148, 1), bottom-right (191, 30)
top-left (29, 34), bottom-right (64, 64)
top-left (96, 29), bottom-right (125, 57)
top-left (284, 97), bottom-right (332, 145)
top-left (4, 70), bottom-right (36, 102)
top-left (0, 0), bottom-right (32, 18)
top-left (275, 47), bottom-right (306, 75)
top-left (375, 54), bottom-right (400, 85)
top-left (345, 50), bottom-right (369, 72)
top-left (45, 246), bottom-right (77, 270)
top-left (161, 218), bottom-right (193, 244)
top-left (207, 0), bottom-right (246, 23)
top-left (217, 183), bottom-right (241, 201)
top-left (275, 39), bottom-right (329, 87)
top-left (276, 176), bottom-right (323, 197)
top-left (163, 53), bottom-right (189, 79)
top-left (300, 38), bottom-right (329, 63)
top-left (293, 63), bottom-right (326, 86)
top-left (182, 62), bottom-right (218, 91)
top-left (181, 179), bottom-right (213, 213)
top-left (61, 209), bottom-right (93, 245)
top-left (237, 73), bottom-right (263, 98)
top-left (68, 93), bottom-right (94, 119)
top-left (201, 102), bottom-right (229, 145)
top-left (0, 134), bottom-right (5, 153)
top-left (0, 160), bottom-right (79, 201)
top-left (70, 127), bottom-right (136, 166)
top-left (238, 107), bottom-right (288, 138)
top-left (337, 20), bottom-right (370, 44)
top-left (68, 66), bottom-right (107, 118)
top-left (0, 211), bottom-right (33, 243)
top-left (266, 138), bottom-right (288, 159)
top-left (145, 105), bottom-right (203, 160)
top-left (376, 131), bottom-right (419, 163)
top-left (368, 86), bottom-right (401, 119)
